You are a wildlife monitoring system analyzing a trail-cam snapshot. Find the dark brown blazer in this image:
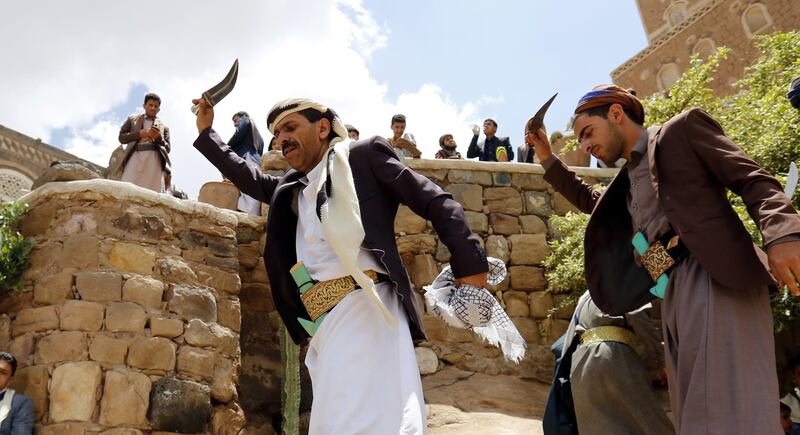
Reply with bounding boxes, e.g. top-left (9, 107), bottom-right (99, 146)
top-left (544, 108), bottom-right (800, 314)
top-left (116, 114), bottom-right (171, 172)
top-left (194, 130), bottom-right (488, 344)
